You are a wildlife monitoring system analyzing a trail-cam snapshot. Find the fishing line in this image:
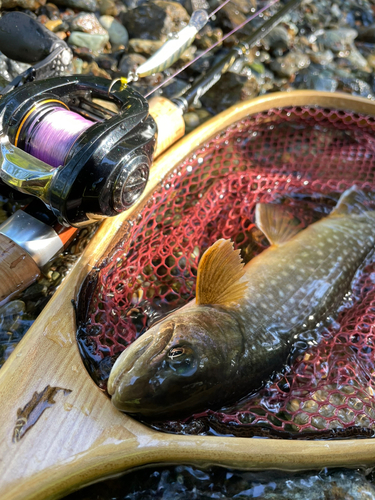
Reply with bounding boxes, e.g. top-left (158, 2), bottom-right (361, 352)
top-left (145, 0), bottom-right (279, 98)
top-left (207, 0), bottom-right (232, 19)
top-left (16, 101), bottom-right (93, 168)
